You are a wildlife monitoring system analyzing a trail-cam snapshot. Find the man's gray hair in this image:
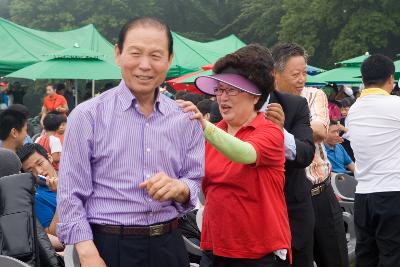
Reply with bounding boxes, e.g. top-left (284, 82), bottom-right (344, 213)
top-left (271, 43), bottom-right (308, 73)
